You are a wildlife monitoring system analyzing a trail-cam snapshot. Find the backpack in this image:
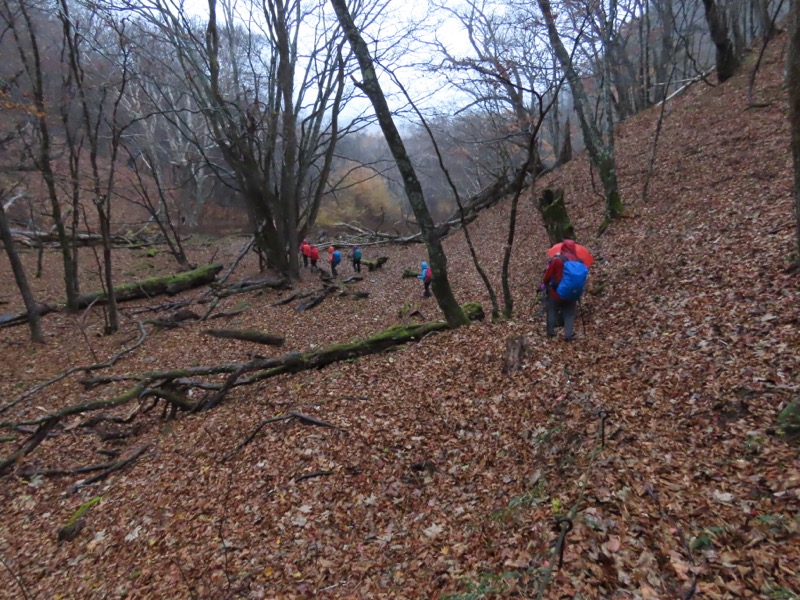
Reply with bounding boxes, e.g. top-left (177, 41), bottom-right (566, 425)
top-left (555, 257), bottom-right (588, 301)
top-left (423, 267), bottom-right (432, 283)
top-left (353, 248), bottom-right (362, 261)
top-left (332, 250), bottom-right (341, 265)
